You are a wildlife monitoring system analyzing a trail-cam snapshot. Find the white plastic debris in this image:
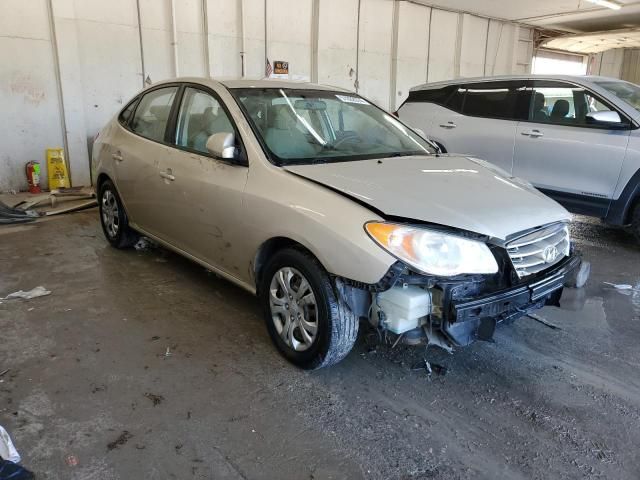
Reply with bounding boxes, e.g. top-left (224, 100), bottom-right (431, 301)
top-left (2, 286), bottom-right (51, 300)
top-left (0, 425), bottom-right (21, 463)
top-left (604, 282), bottom-right (639, 291)
top-left (134, 237), bottom-right (156, 251)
